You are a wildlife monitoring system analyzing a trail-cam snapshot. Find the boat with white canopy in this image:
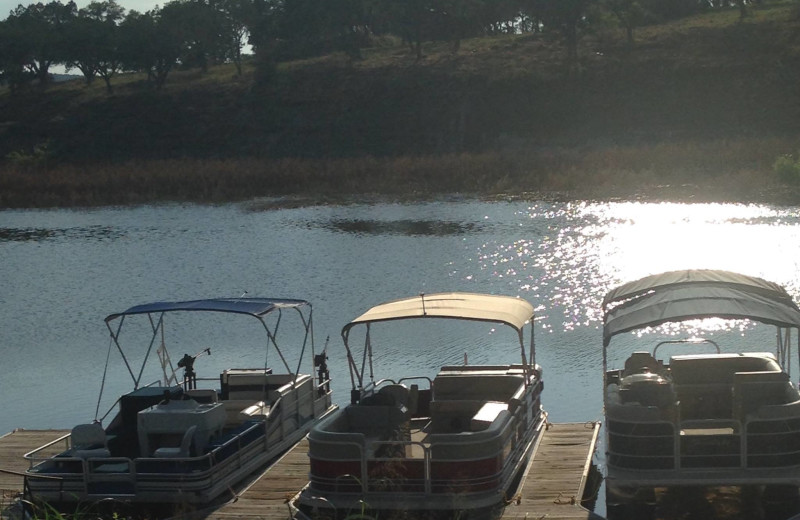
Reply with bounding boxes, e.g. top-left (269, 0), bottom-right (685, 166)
top-left (24, 297), bottom-right (337, 510)
top-left (294, 292), bottom-right (546, 518)
top-left (602, 270), bottom-right (800, 508)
